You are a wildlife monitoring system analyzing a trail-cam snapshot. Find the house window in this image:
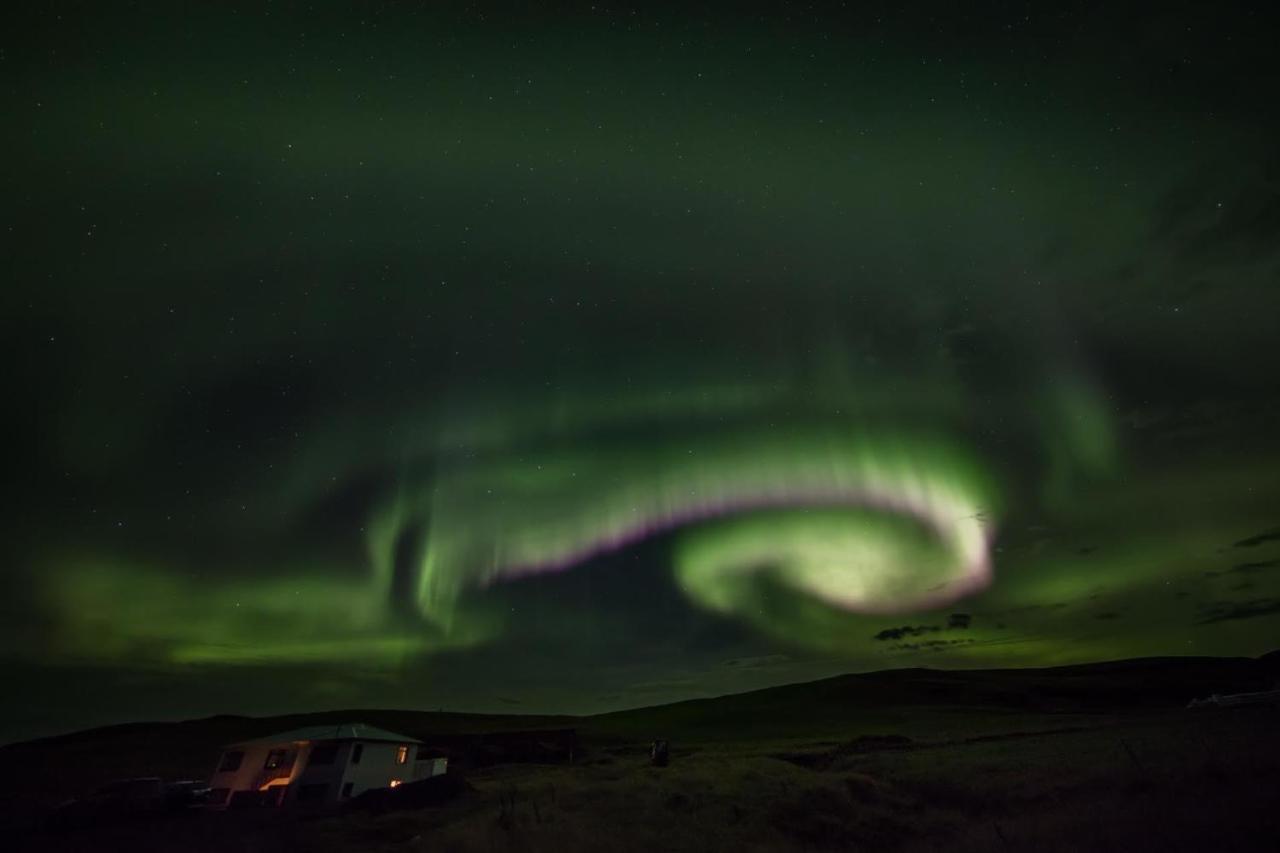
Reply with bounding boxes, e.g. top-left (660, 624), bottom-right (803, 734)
top-left (351, 743), bottom-right (363, 764)
top-left (309, 742), bottom-right (338, 765)
top-left (396, 745), bottom-right (410, 765)
top-left (263, 748), bottom-right (288, 770)
top-left (218, 750), bottom-right (244, 772)
top-left (341, 782), bottom-right (354, 798)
